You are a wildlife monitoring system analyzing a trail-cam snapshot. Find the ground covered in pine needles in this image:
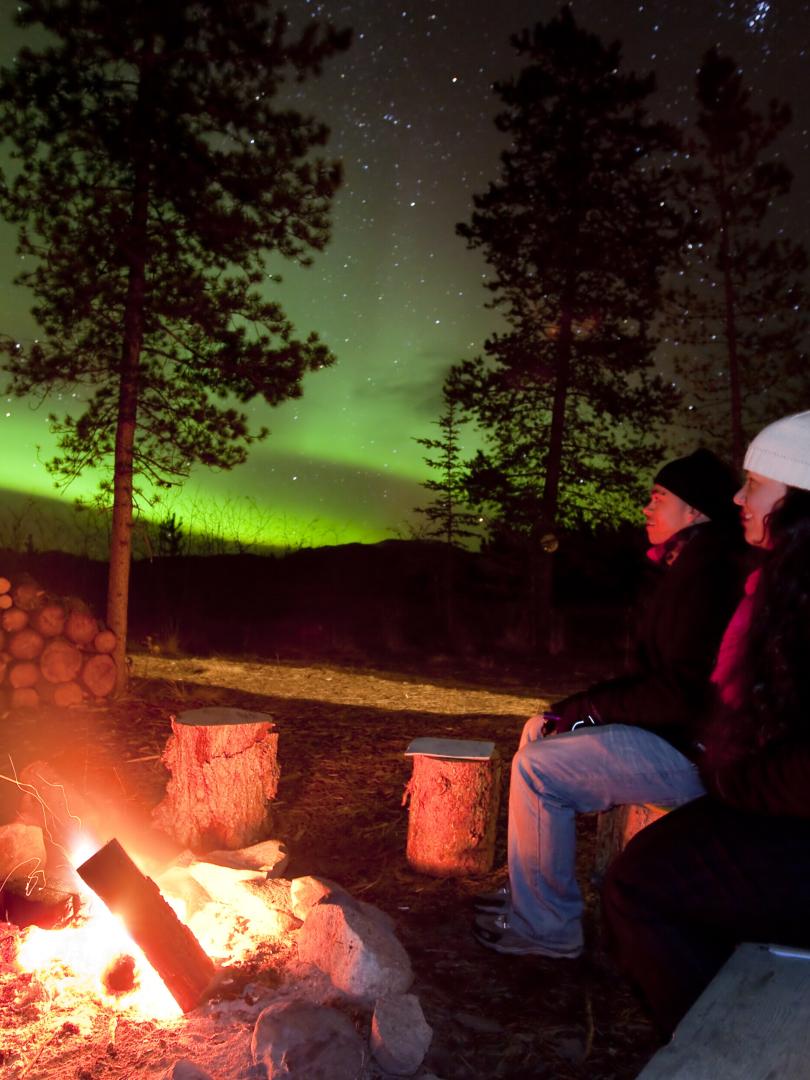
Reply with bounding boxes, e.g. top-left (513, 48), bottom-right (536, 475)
top-left (1, 654), bottom-right (662, 1079)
